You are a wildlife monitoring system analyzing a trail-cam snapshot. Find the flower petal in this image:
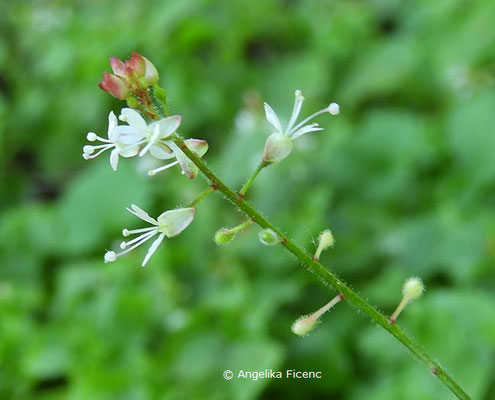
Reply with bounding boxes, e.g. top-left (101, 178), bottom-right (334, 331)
top-left (107, 111), bottom-right (118, 137)
top-left (111, 125), bottom-right (144, 144)
top-left (110, 148), bottom-right (119, 171)
top-left (120, 108), bottom-right (147, 130)
top-left (149, 142), bottom-right (175, 160)
top-left (184, 139), bottom-right (209, 157)
top-left (175, 152), bottom-right (199, 179)
top-left (141, 233), bottom-right (165, 267)
top-left (98, 73), bottom-right (129, 100)
top-left (262, 132), bottom-right (293, 163)
top-left (110, 57), bottom-right (126, 77)
top-left (149, 115), bottom-right (182, 139)
top-left (139, 124), bottom-right (161, 157)
top-left (127, 204), bottom-right (158, 225)
top-left (118, 143), bottom-right (140, 158)
top-left (157, 208), bottom-right (196, 237)
top-left (263, 102), bottom-right (283, 133)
